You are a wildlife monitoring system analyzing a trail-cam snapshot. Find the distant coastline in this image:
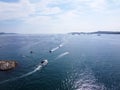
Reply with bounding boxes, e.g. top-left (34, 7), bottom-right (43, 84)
top-left (1, 31), bottom-right (120, 35)
top-left (0, 32), bottom-right (17, 35)
top-left (69, 31), bottom-right (120, 35)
